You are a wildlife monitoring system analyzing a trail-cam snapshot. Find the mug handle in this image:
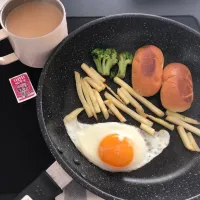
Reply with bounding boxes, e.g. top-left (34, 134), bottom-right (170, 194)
top-left (0, 29), bottom-right (19, 65)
